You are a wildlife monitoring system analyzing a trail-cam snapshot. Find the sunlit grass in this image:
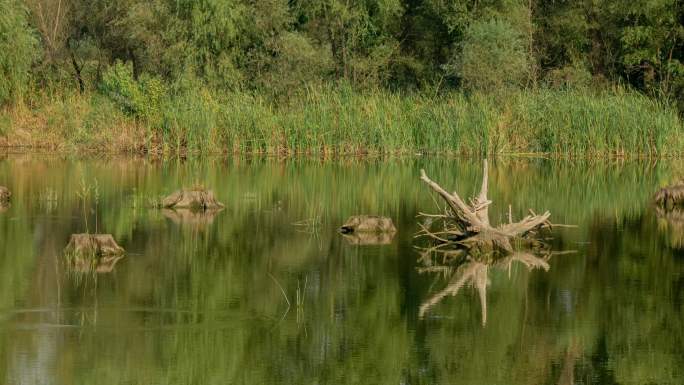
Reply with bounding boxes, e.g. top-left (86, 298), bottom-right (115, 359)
top-left (2, 87), bottom-right (681, 156)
